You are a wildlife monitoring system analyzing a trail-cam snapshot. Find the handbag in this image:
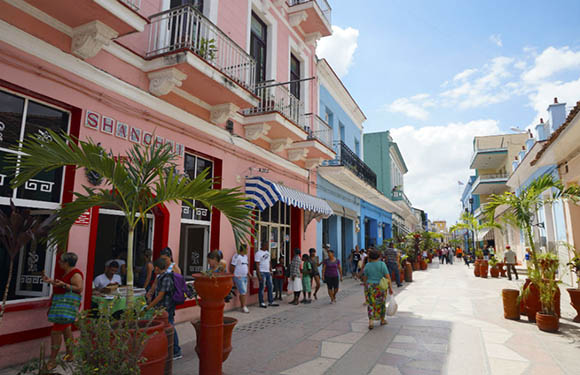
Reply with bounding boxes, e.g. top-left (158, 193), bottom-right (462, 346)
top-left (386, 294), bottom-right (398, 316)
top-left (379, 277), bottom-right (390, 291)
top-left (48, 292), bottom-right (82, 324)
